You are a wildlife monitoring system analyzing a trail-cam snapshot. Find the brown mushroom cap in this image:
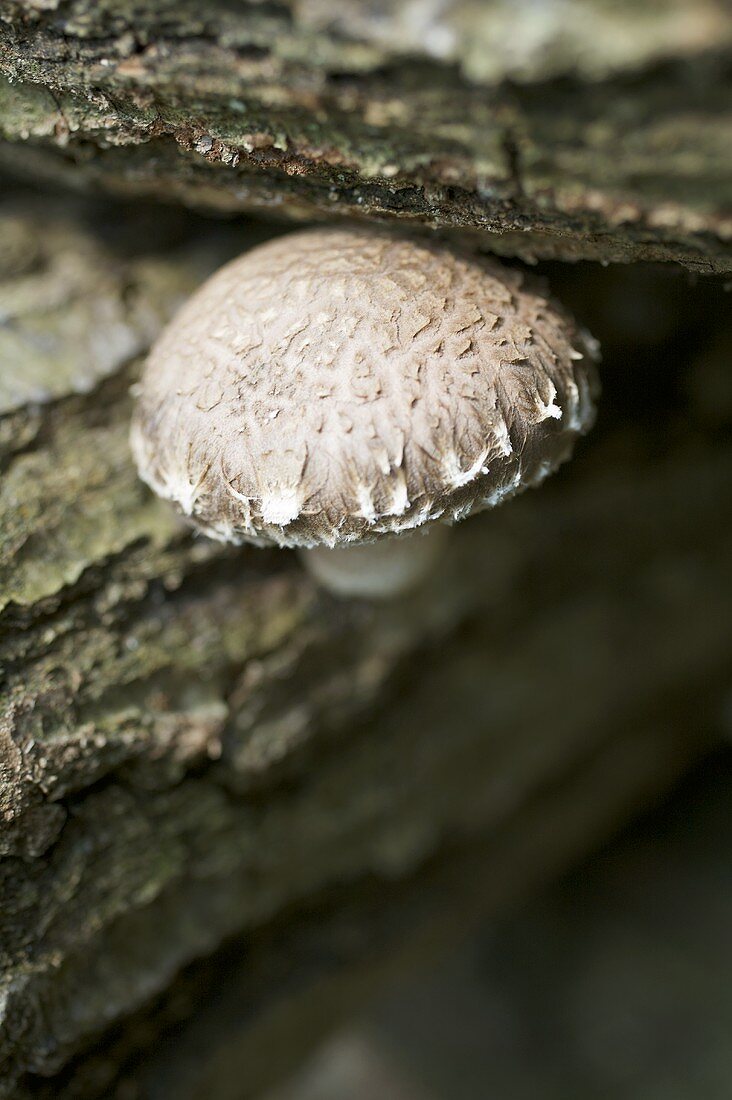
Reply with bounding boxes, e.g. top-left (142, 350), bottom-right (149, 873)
top-left (131, 227), bottom-right (598, 549)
